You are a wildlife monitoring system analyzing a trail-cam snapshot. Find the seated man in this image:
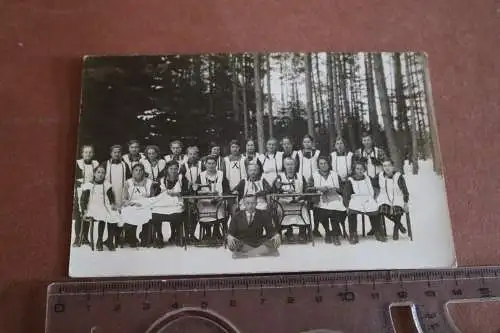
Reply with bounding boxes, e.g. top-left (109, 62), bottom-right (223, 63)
top-left (227, 195), bottom-right (281, 259)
